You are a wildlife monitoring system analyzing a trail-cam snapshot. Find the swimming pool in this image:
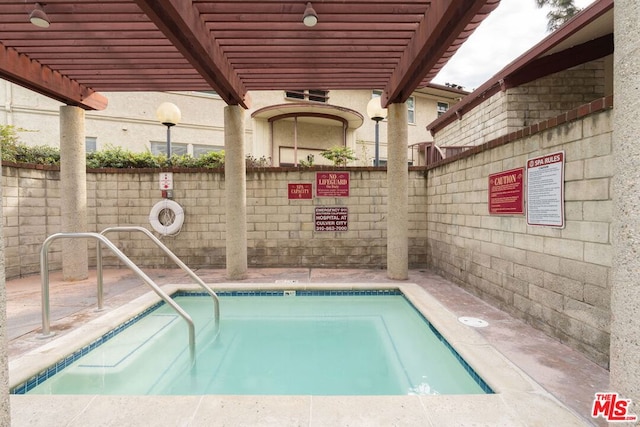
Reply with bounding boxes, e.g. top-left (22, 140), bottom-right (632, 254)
top-left (13, 290), bottom-right (491, 395)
